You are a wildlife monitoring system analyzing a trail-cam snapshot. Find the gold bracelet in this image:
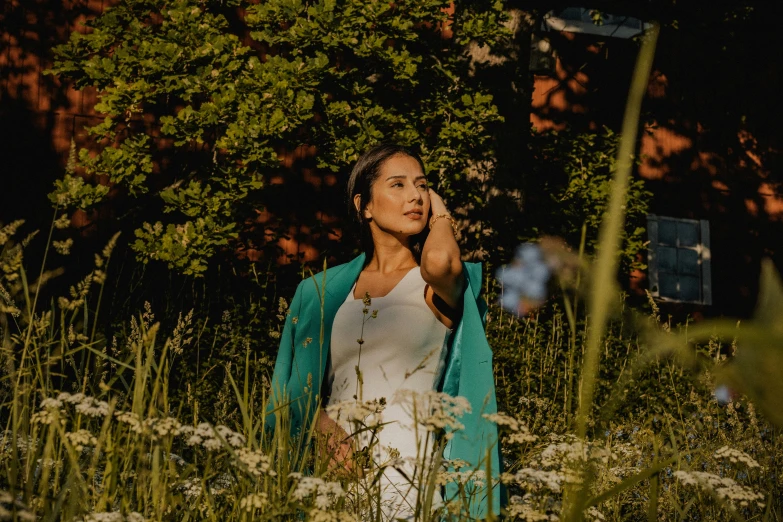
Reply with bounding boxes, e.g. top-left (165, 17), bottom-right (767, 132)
top-left (429, 213), bottom-right (458, 236)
